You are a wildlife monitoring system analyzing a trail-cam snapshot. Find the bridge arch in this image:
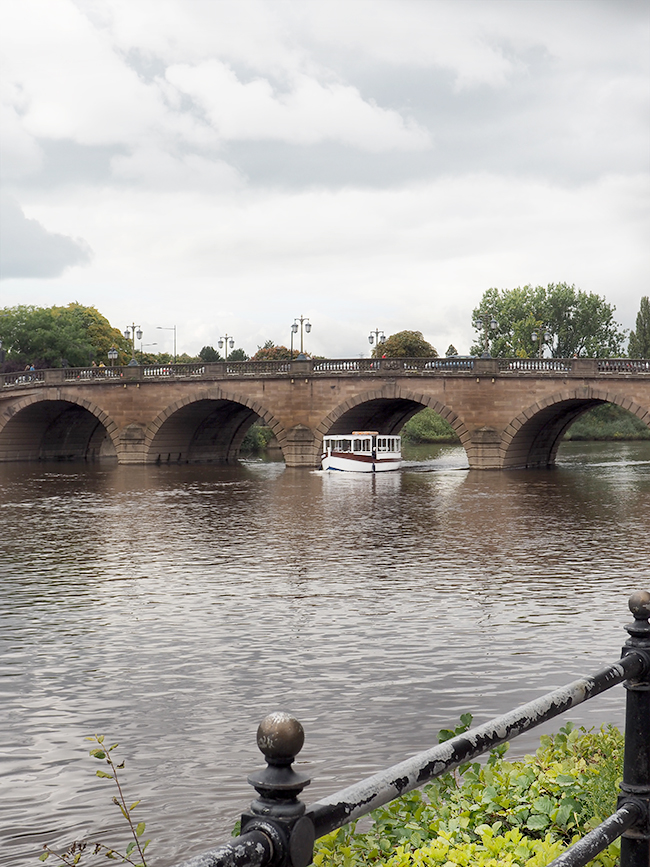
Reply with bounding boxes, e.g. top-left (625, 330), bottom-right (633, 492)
top-left (144, 388), bottom-right (287, 463)
top-left (315, 384), bottom-right (471, 459)
top-left (0, 393), bottom-right (119, 462)
top-left (502, 386), bottom-right (650, 469)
